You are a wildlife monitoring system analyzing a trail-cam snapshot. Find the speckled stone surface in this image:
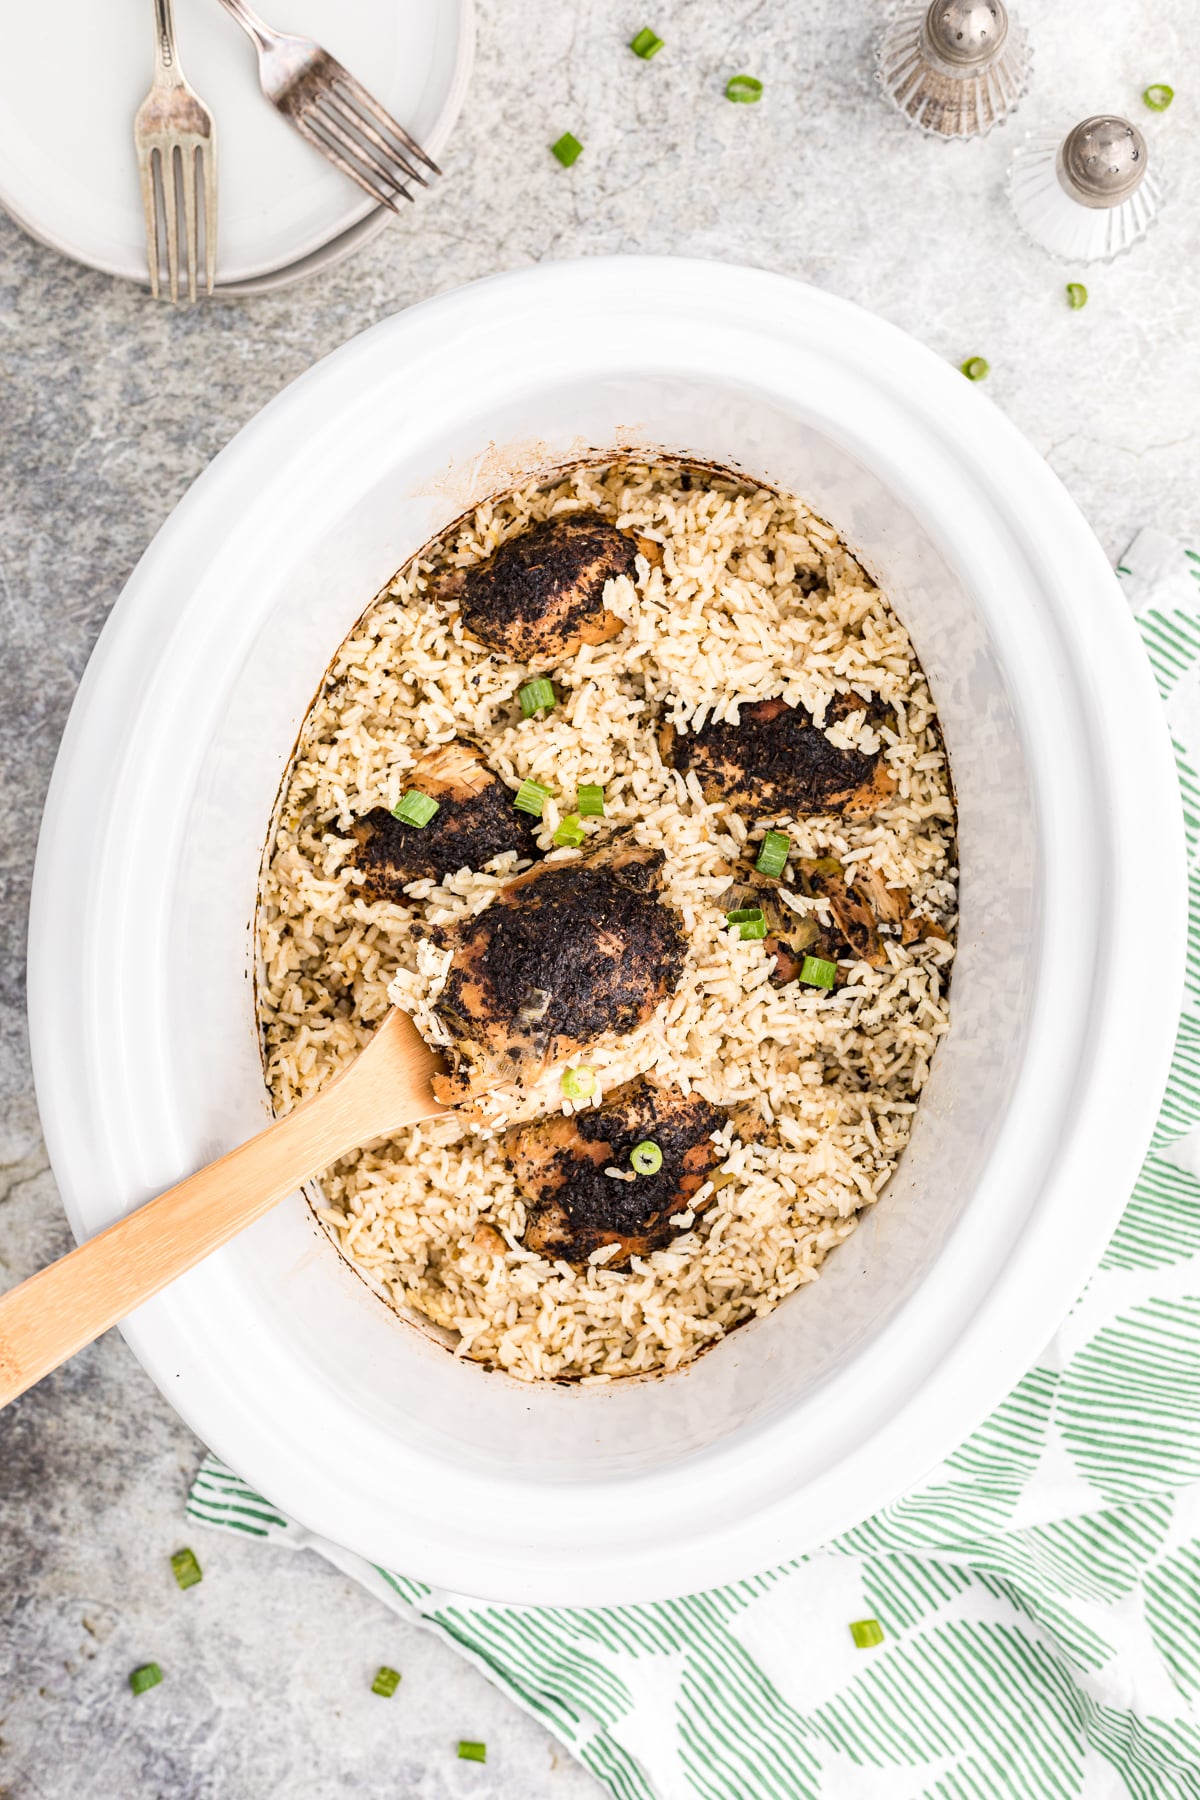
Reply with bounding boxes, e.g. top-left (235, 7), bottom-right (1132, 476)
top-left (1, 2), bottom-right (1197, 1794)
